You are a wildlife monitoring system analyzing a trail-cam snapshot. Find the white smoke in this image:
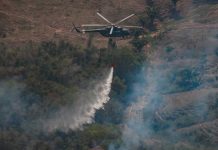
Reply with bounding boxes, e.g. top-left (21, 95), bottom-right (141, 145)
top-left (44, 67), bottom-right (114, 131)
top-left (0, 79), bottom-right (26, 126)
top-left (116, 24), bottom-right (218, 149)
top-left (117, 64), bottom-right (161, 150)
